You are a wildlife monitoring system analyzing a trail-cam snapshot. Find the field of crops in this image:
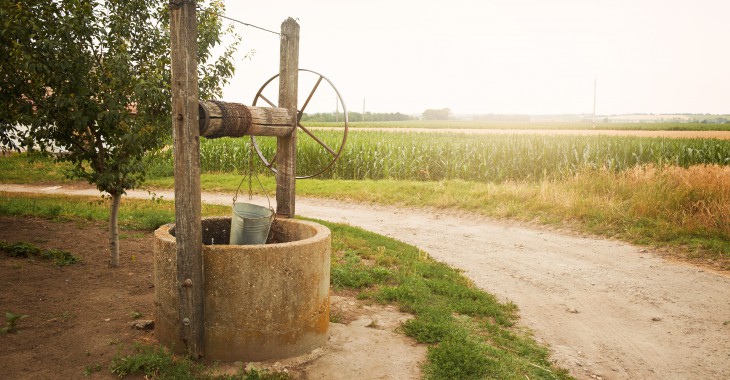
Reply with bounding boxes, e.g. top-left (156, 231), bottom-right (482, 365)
top-left (145, 131), bottom-right (730, 183)
top-left (303, 120), bottom-right (730, 131)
